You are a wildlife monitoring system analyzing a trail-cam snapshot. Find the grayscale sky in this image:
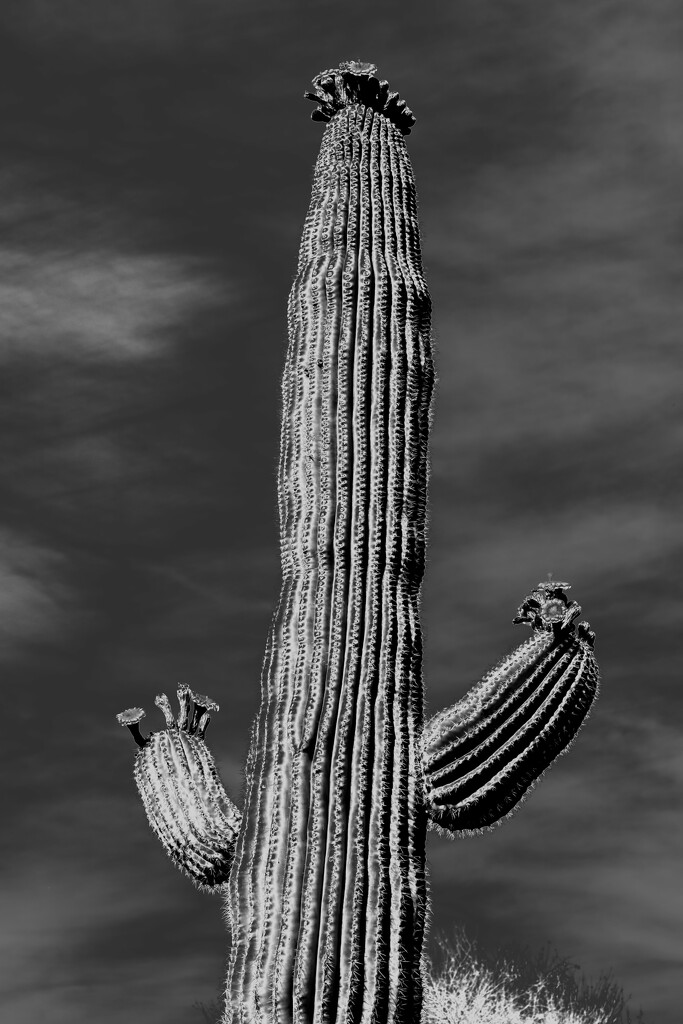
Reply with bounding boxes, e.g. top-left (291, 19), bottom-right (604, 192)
top-left (1, 2), bottom-right (681, 1022)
